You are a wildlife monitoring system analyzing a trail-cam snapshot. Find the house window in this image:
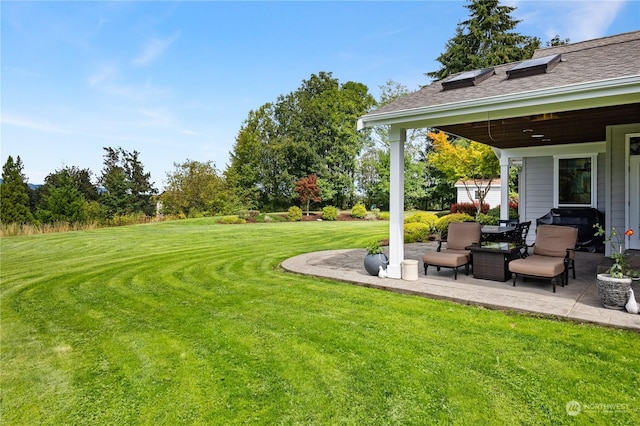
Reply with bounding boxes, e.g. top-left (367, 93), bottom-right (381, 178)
top-left (554, 154), bottom-right (597, 207)
top-left (630, 136), bottom-right (640, 155)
